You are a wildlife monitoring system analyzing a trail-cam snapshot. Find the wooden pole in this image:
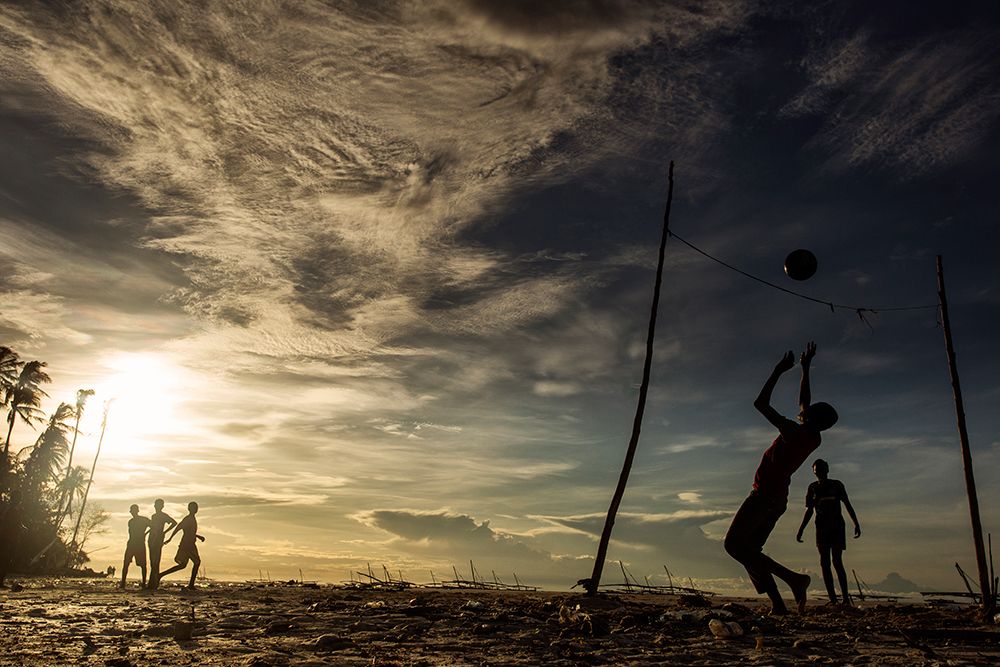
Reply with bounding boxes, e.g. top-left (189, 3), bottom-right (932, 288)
top-left (955, 562), bottom-right (980, 605)
top-left (584, 162), bottom-right (675, 595)
top-left (937, 256), bottom-right (992, 613)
